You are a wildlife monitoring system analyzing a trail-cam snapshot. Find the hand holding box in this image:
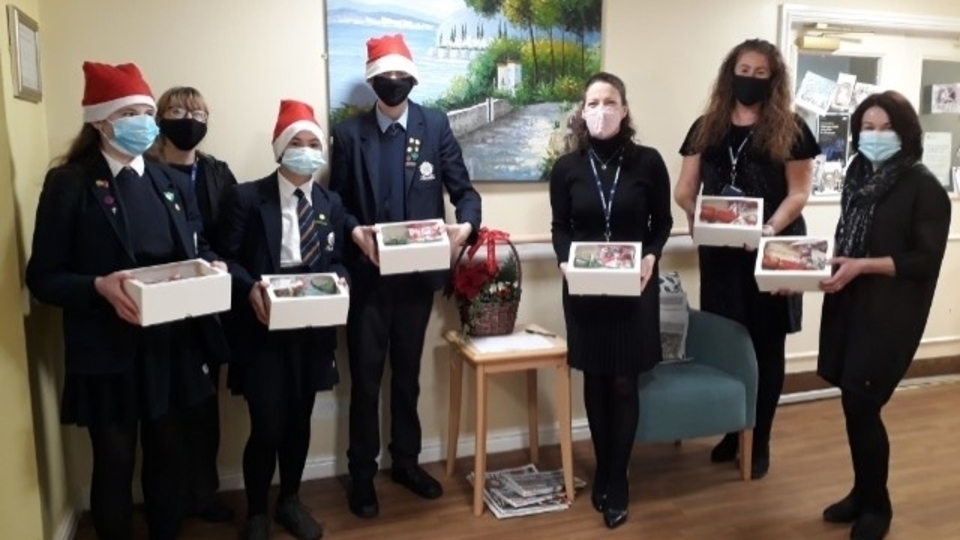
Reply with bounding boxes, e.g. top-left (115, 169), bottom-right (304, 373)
top-left (122, 259), bottom-right (232, 326)
top-left (375, 218), bottom-right (451, 275)
top-left (262, 272), bottom-right (349, 330)
top-left (565, 242), bottom-right (644, 296)
top-left (754, 236), bottom-right (834, 293)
